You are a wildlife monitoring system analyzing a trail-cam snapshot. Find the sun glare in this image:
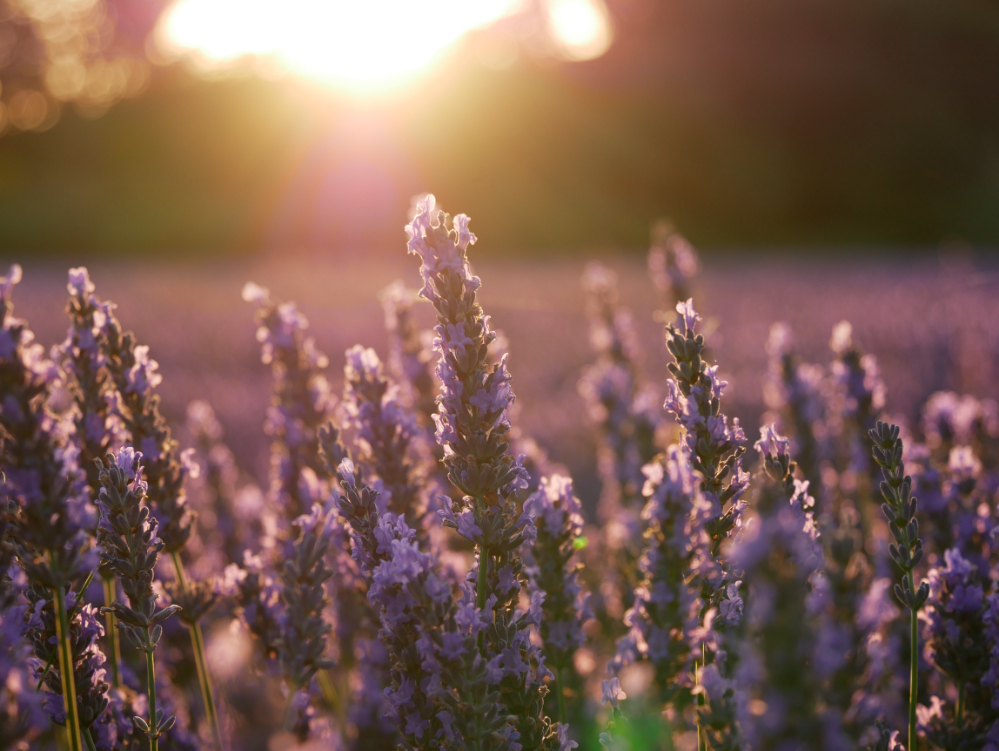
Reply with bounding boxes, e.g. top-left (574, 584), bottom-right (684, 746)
top-left (155, 0), bottom-right (612, 92)
top-left (155, 0), bottom-right (523, 92)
